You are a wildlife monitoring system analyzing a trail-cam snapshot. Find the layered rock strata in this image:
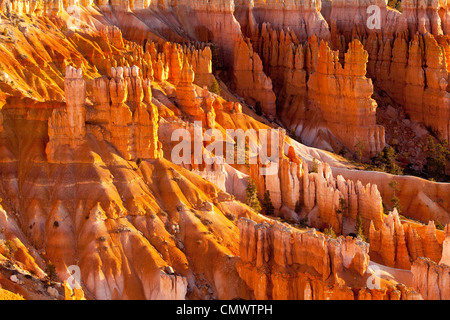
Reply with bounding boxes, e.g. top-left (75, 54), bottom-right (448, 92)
top-left (175, 61), bottom-right (204, 119)
top-left (1, 0), bottom-right (450, 301)
top-left (130, 0), bottom-right (278, 118)
top-left (145, 41), bottom-right (213, 88)
top-left (330, 0), bottom-right (450, 39)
